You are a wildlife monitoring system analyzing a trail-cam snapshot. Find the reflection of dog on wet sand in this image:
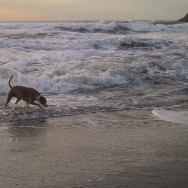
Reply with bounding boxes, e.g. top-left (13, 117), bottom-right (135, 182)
top-left (5, 76), bottom-right (47, 109)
